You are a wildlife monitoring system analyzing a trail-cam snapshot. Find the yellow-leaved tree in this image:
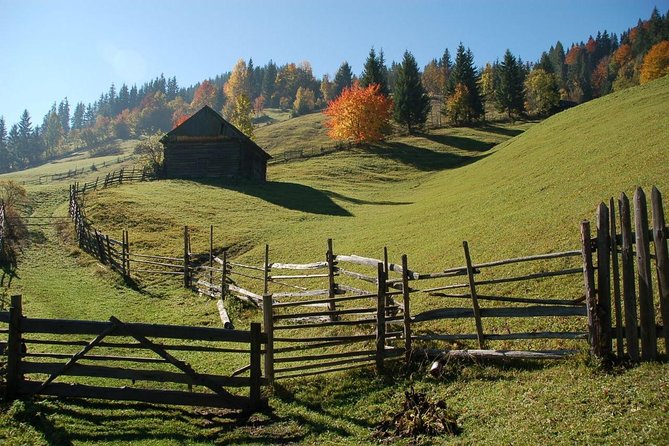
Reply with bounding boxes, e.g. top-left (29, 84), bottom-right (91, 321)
top-left (324, 82), bottom-right (392, 144)
top-left (640, 41), bottom-right (669, 84)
